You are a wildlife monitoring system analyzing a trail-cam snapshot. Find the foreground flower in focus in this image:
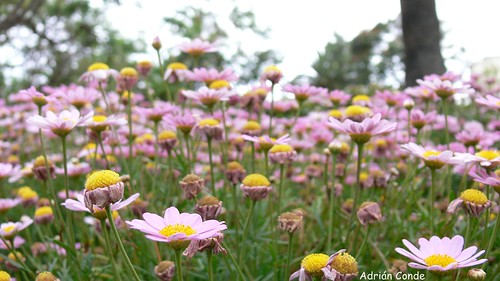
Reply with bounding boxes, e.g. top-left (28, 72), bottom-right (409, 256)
top-left (447, 189), bottom-right (491, 217)
top-left (401, 142), bottom-right (461, 170)
top-left (395, 235), bottom-right (487, 271)
top-left (27, 109), bottom-right (93, 137)
top-left (83, 170), bottom-right (125, 212)
top-left (327, 113), bottom-right (397, 144)
top-left (126, 206), bottom-right (226, 250)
